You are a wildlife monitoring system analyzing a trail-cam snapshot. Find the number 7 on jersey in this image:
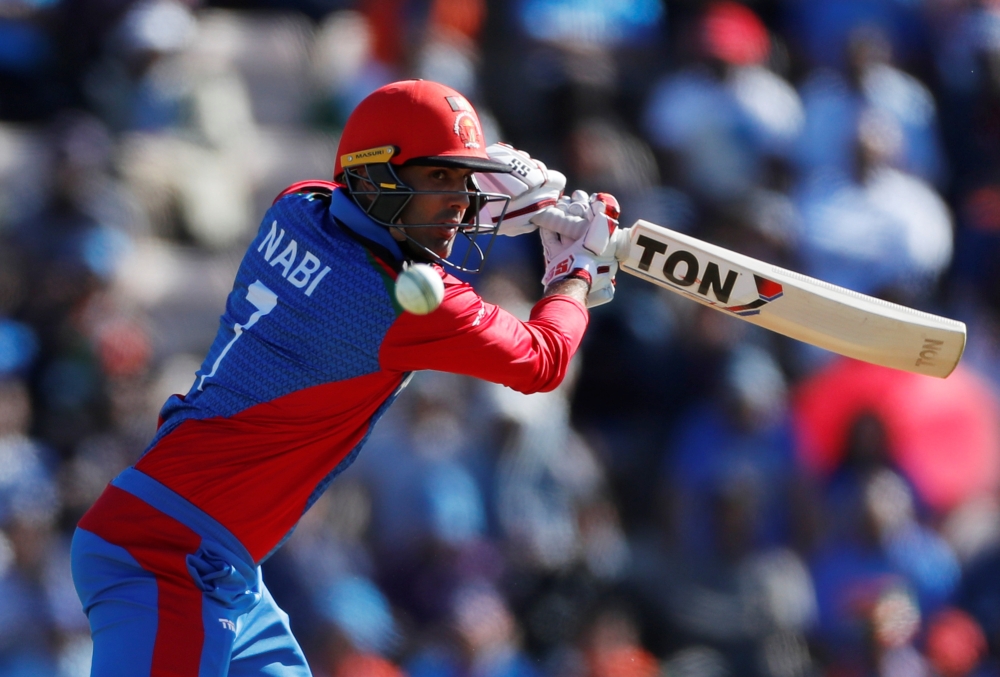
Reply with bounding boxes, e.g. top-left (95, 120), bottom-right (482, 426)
top-left (198, 281), bottom-right (279, 390)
